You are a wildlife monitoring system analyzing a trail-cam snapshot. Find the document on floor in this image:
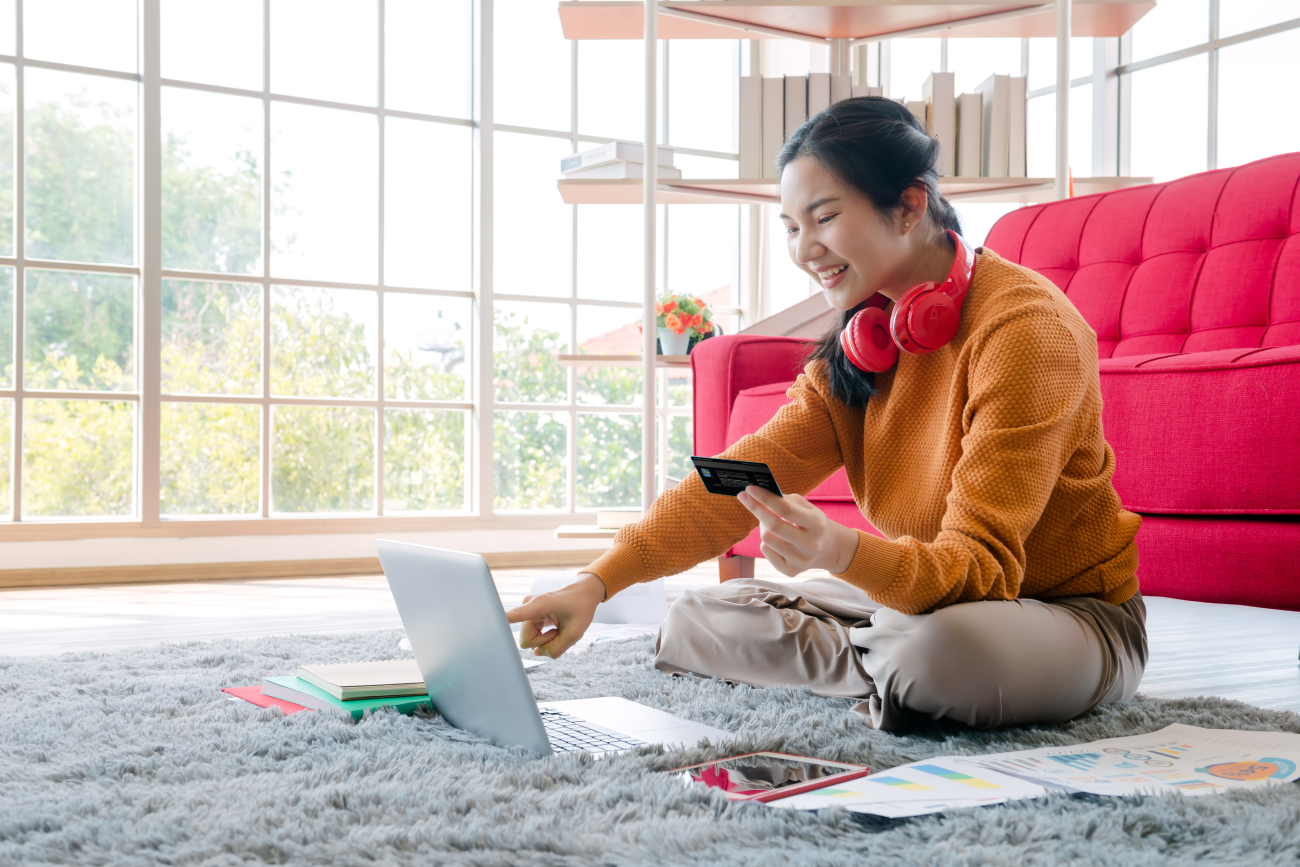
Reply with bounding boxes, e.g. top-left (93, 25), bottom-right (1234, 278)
top-left (953, 724), bottom-right (1300, 797)
top-left (766, 756), bottom-right (1047, 817)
